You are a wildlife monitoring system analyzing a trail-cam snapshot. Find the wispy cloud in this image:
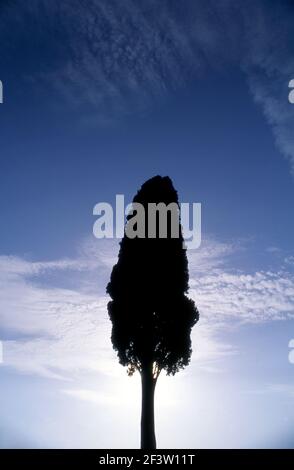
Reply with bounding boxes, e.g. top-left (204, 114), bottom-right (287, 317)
top-left (2, 1), bottom-right (293, 170)
top-left (241, 1), bottom-right (294, 173)
top-left (0, 236), bottom-right (293, 380)
top-left (191, 269), bottom-right (294, 325)
top-left (0, 239), bottom-right (117, 379)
